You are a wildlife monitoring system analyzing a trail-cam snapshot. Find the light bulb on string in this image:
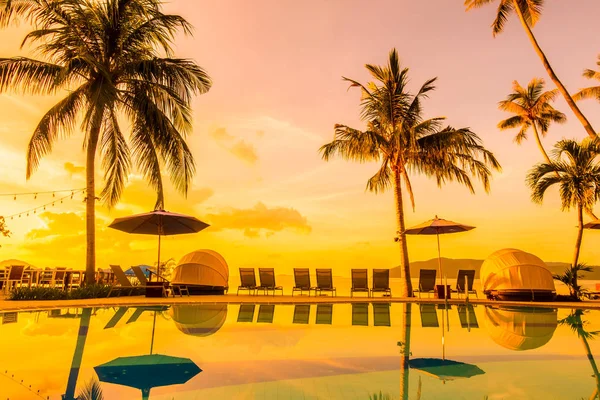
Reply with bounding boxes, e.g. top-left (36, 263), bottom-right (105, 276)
top-left (13, 195), bottom-right (16, 200)
top-left (34, 193), bottom-right (37, 200)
